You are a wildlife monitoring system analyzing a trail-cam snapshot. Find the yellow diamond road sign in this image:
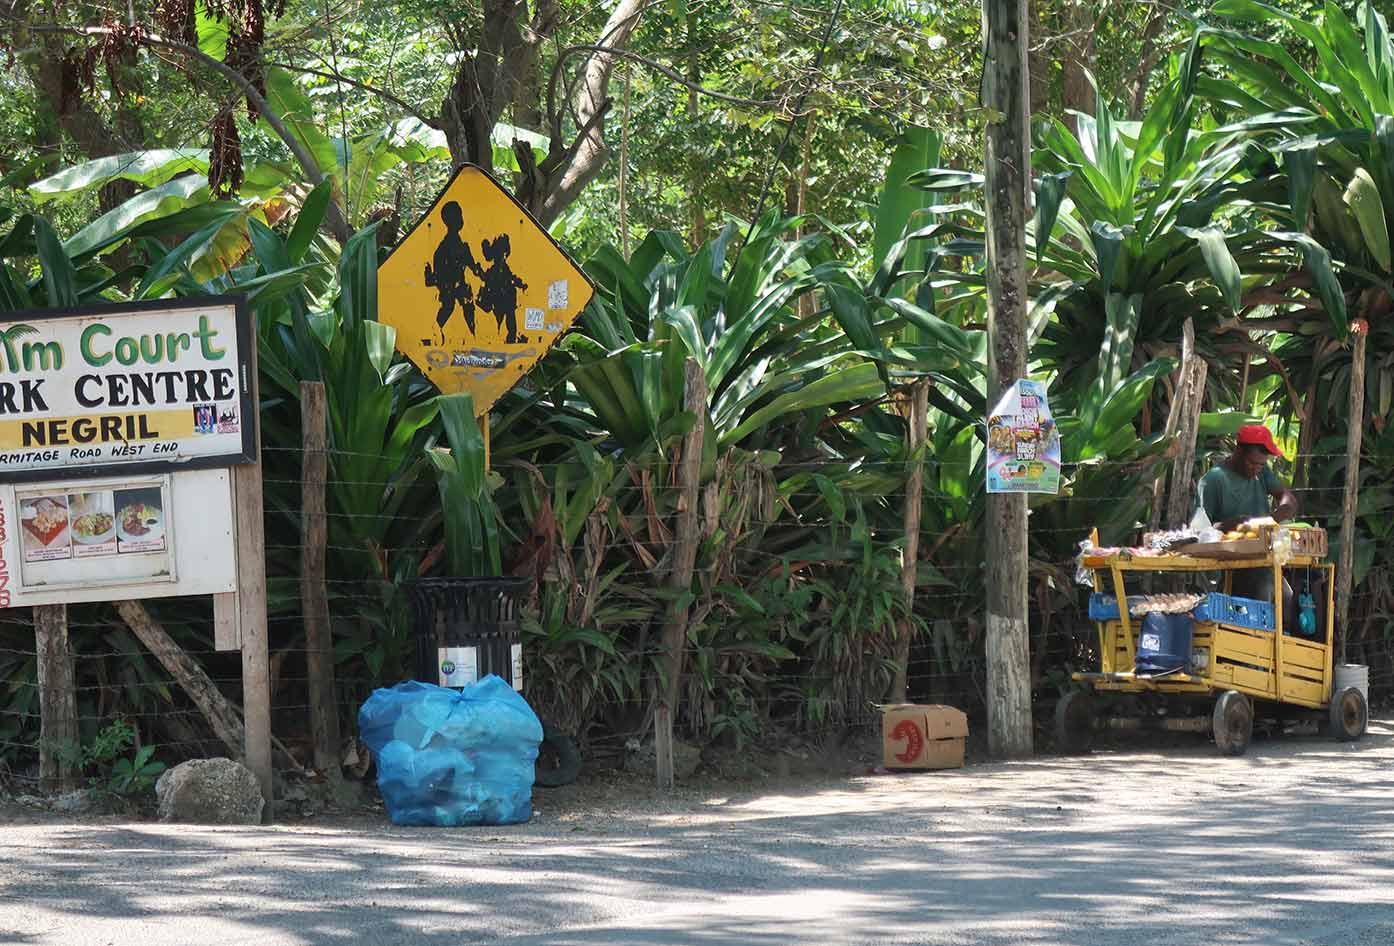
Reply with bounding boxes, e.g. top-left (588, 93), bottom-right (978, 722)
top-left (377, 164), bottom-right (595, 412)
